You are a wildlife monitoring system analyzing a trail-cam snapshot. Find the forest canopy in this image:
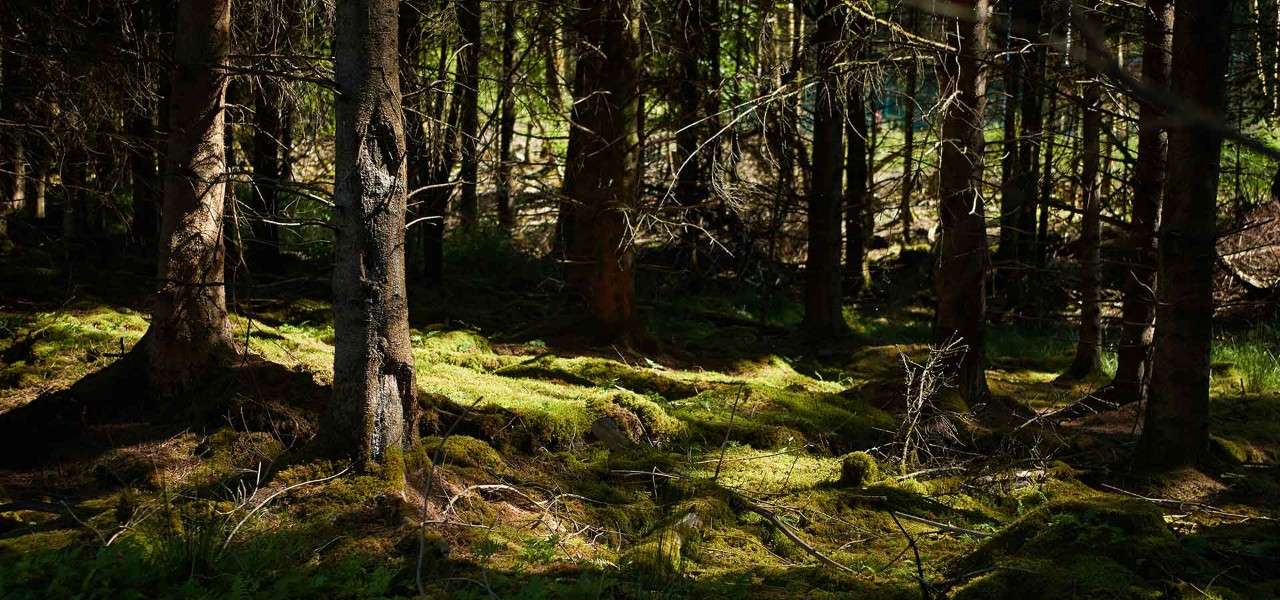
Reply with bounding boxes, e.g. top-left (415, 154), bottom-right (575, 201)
top-left (1, 0), bottom-right (1279, 598)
